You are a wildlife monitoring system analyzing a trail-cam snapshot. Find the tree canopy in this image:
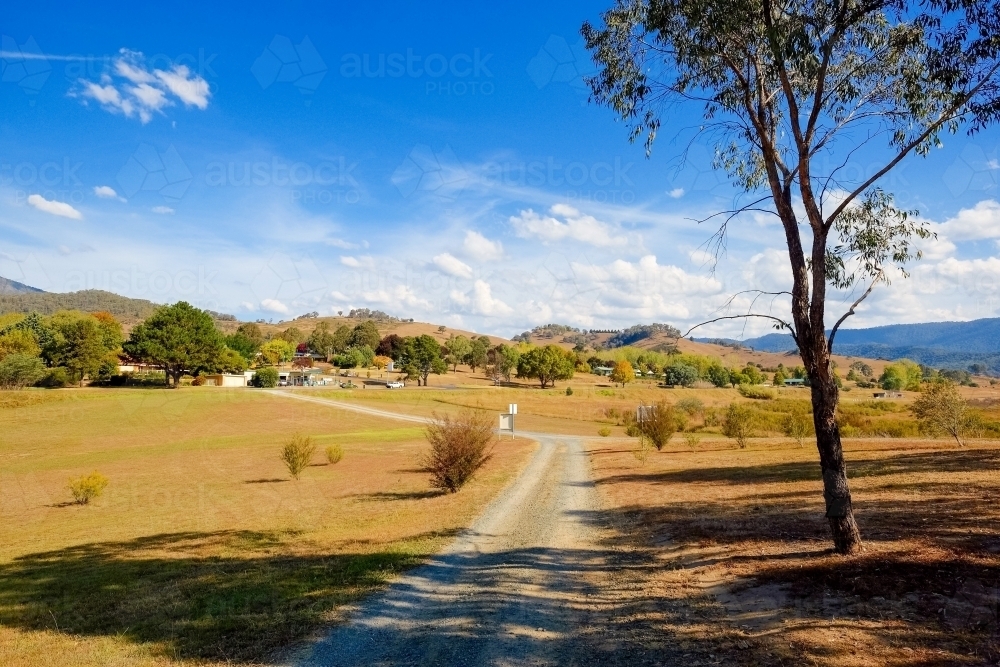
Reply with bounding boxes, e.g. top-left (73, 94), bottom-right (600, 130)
top-left (517, 345), bottom-right (576, 388)
top-left (401, 334), bottom-right (447, 385)
top-left (124, 302), bottom-right (224, 387)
